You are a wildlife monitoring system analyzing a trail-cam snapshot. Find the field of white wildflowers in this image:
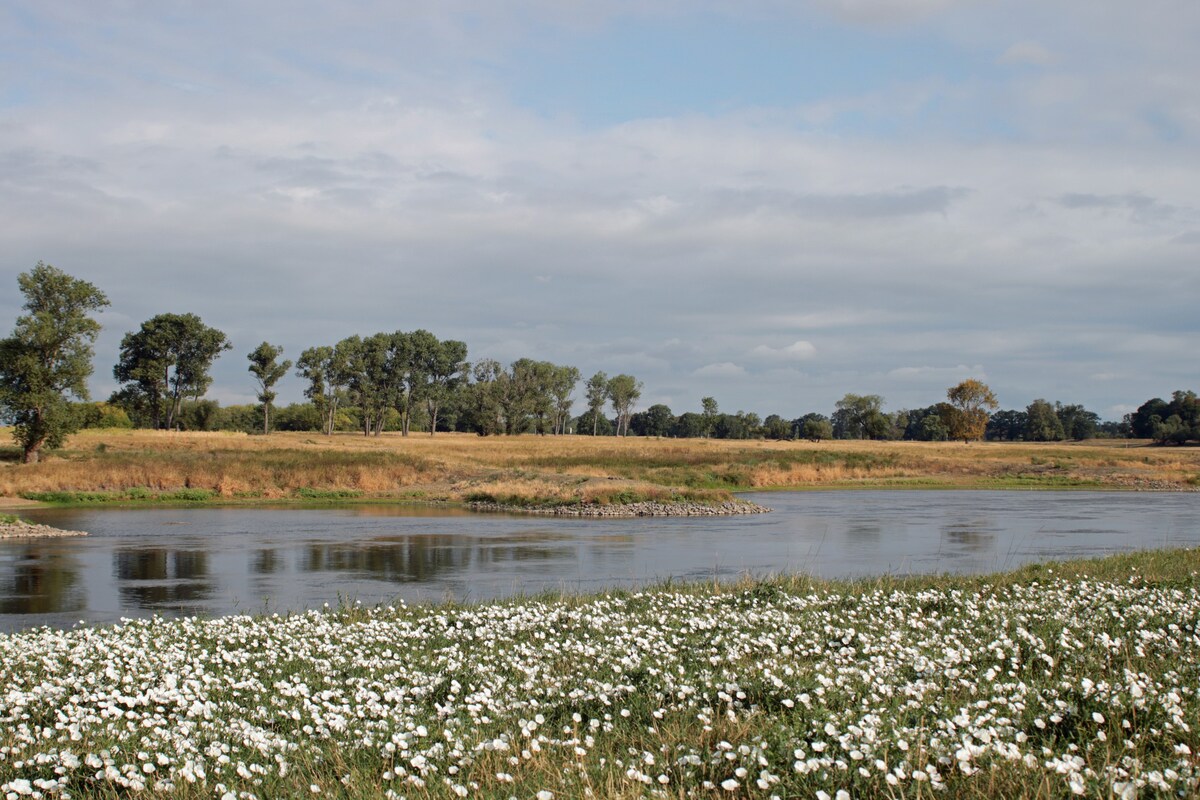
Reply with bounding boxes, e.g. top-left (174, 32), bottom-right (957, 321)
top-left (1, 550), bottom-right (1198, 799)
